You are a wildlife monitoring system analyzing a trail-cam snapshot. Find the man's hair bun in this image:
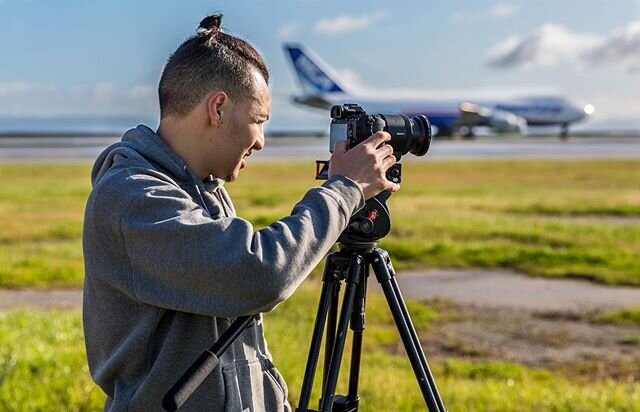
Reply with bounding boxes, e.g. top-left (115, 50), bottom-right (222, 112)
top-left (197, 14), bottom-right (223, 36)
top-left (160, 12), bottom-right (269, 117)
